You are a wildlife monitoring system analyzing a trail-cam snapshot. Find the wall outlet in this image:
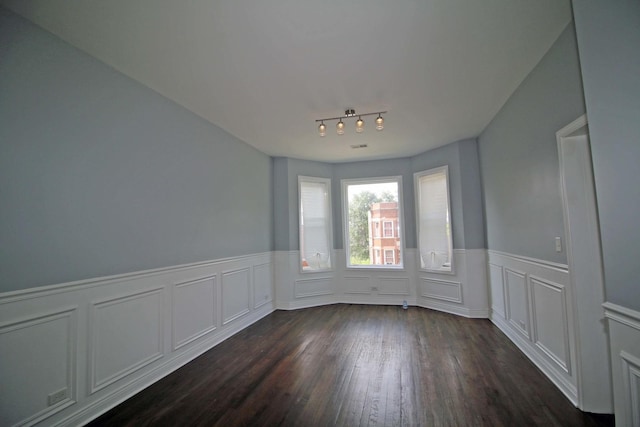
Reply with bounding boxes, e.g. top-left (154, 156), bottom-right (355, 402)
top-left (47, 387), bottom-right (68, 406)
top-left (555, 236), bottom-right (562, 252)
top-left (371, 286), bottom-right (378, 292)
